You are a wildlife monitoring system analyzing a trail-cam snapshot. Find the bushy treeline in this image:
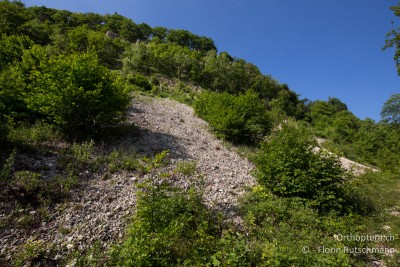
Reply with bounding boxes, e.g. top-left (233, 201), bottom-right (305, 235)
top-left (122, 41), bottom-right (308, 145)
top-left (0, 0), bottom-right (231, 143)
top-left (0, 0), bottom-right (303, 146)
top-left (123, 42), bottom-right (306, 114)
top-left (305, 97), bottom-right (400, 173)
top-left (0, 0), bottom-right (216, 64)
top-left (0, 0), bottom-right (215, 142)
